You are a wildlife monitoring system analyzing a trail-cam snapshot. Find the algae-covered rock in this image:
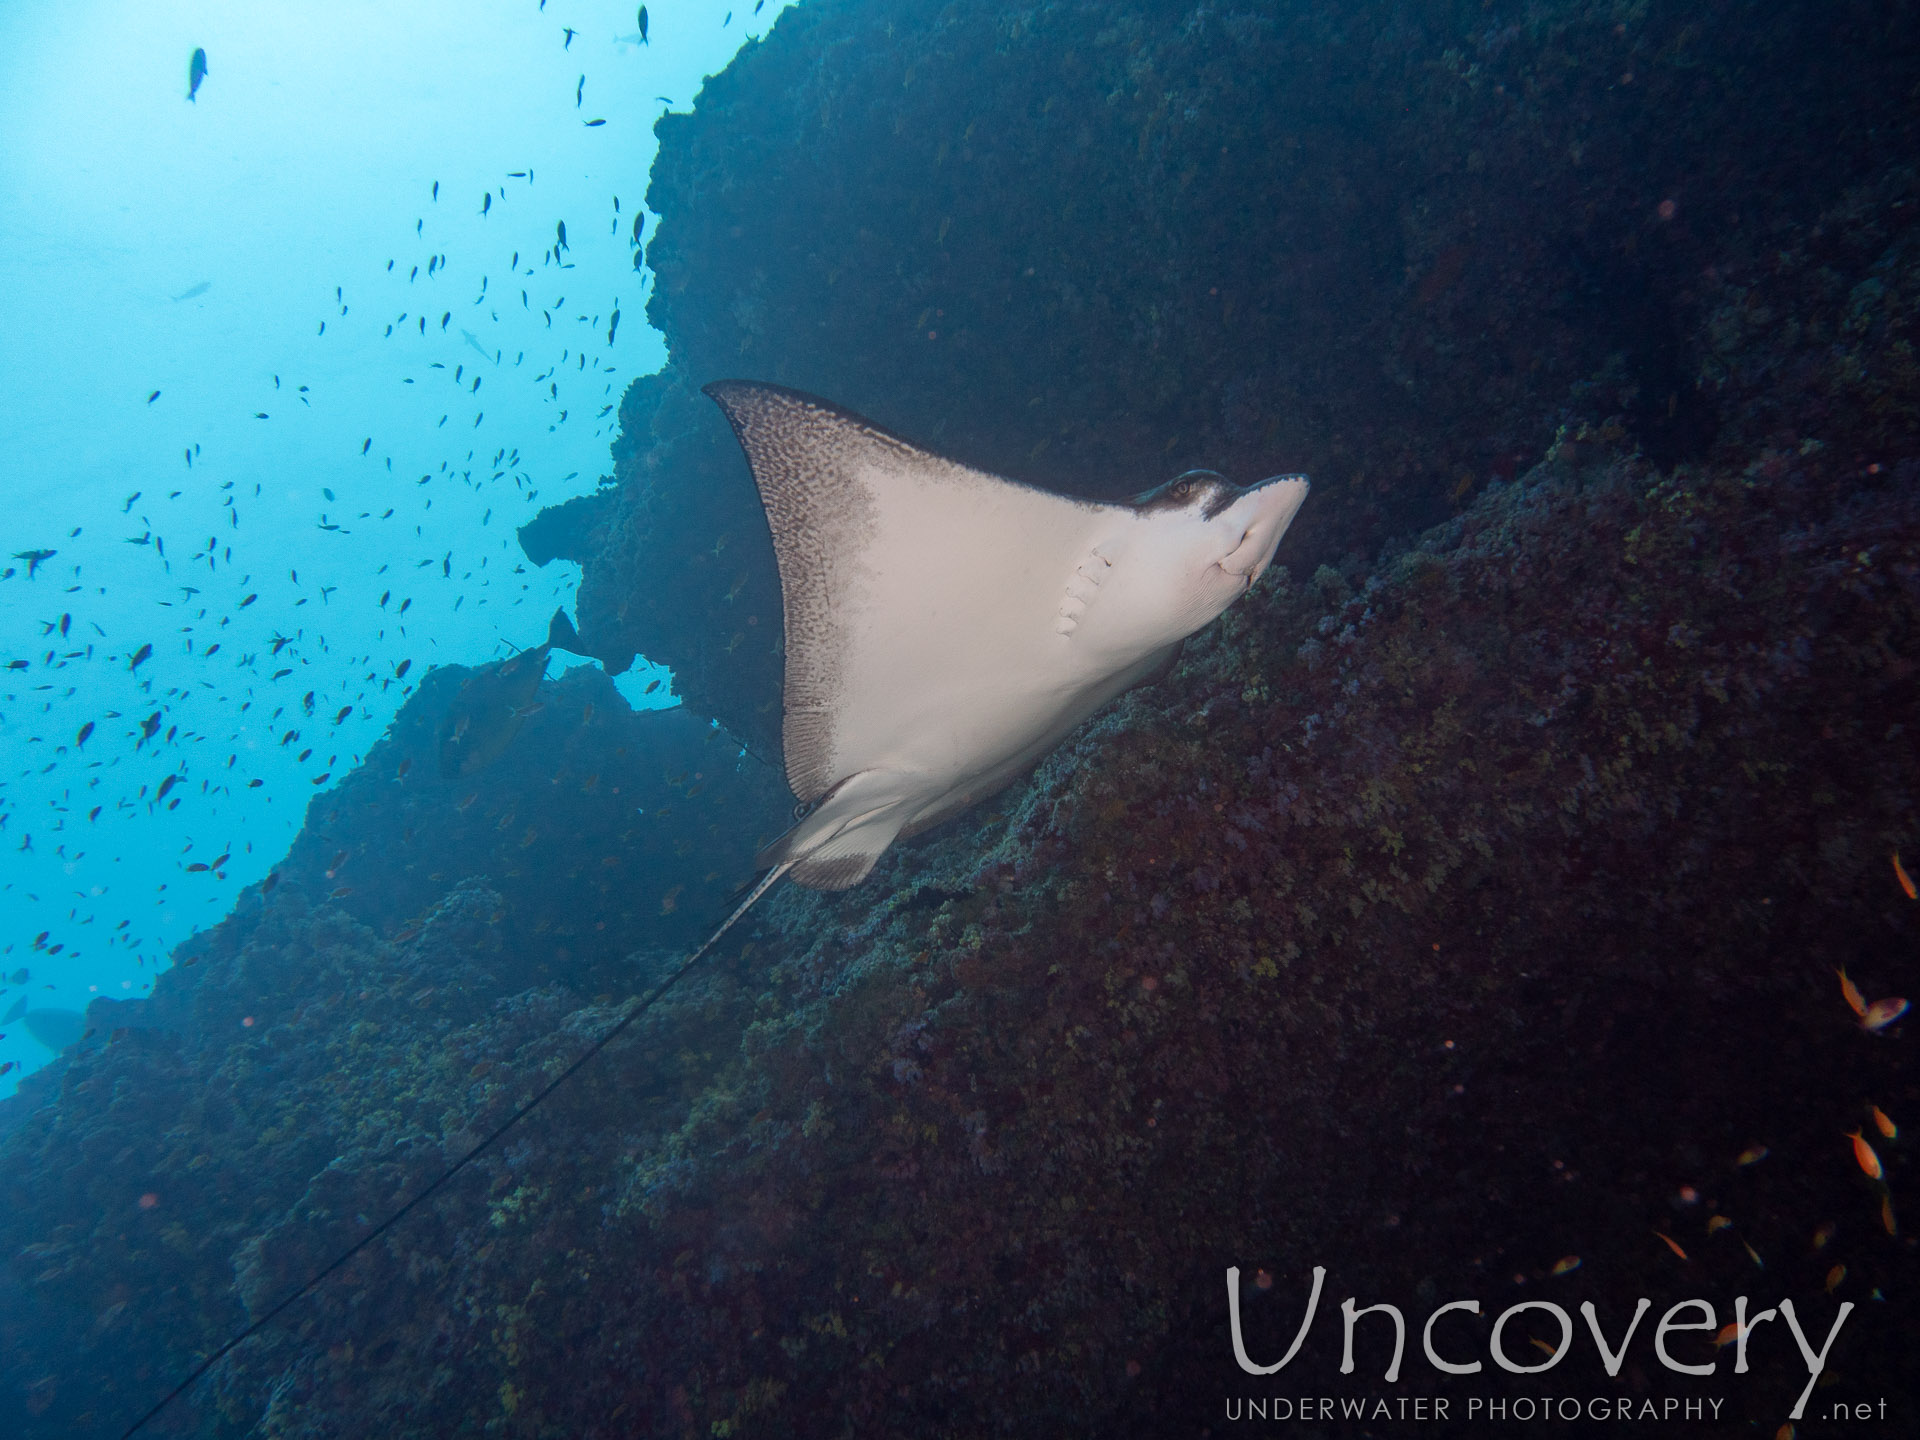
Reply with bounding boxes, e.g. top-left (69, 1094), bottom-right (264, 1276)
top-left (5, 3), bottom-right (1919, 1437)
top-left (557, 0), bottom-right (1920, 755)
top-left (16, 421), bottom-right (1915, 1438)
